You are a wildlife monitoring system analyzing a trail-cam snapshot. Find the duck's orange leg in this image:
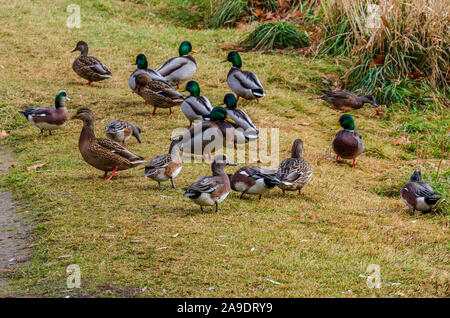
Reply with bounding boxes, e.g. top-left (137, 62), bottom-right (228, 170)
top-left (257, 98), bottom-right (260, 104)
top-left (103, 171), bottom-right (108, 179)
top-left (188, 121), bottom-right (192, 128)
top-left (177, 82), bottom-right (180, 90)
top-left (237, 96), bottom-right (240, 102)
top-left (87, 80), bottom-right (92, 85)
top-left (106, 165), bottom-right (119, 181)
top-left (169, 107), bottom-right (173, 115)
top-left (335, 155), bottom-right (339, 163)
top-left (149, 106), bottom-right (156, 116)
top-left (298, 189), bottom-right (302, 195)
top-left (352, 158), bottom-right (356, 168)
